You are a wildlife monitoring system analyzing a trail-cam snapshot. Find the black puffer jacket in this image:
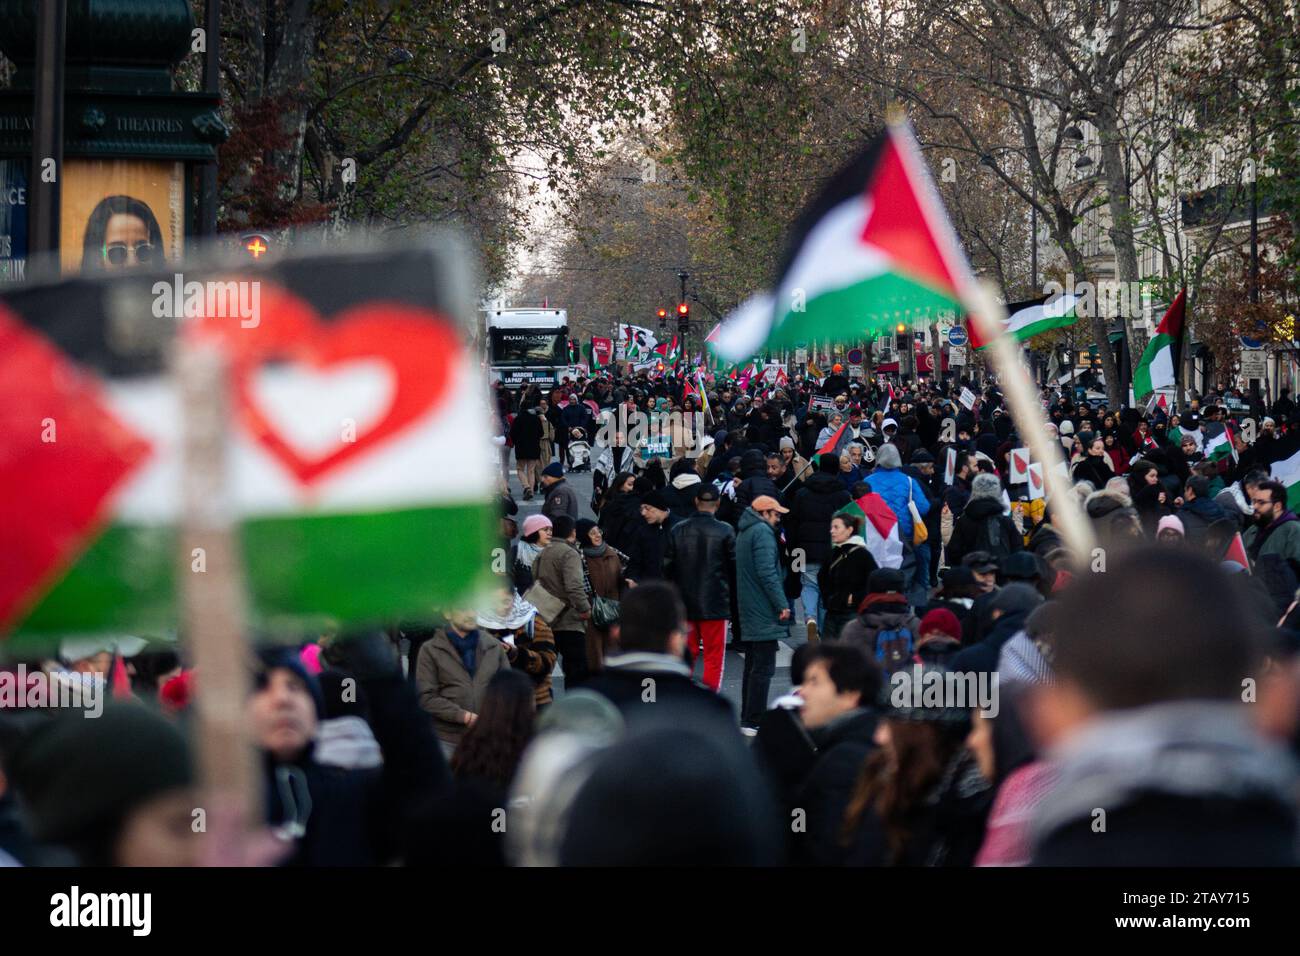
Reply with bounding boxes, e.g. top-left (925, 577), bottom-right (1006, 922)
top-left (787, 472), bottom-right (852, 565)
top-left (664, 511), bottom-right (737, 620)
top-left (735, 449), bottom-right (780, 515)
top-left (817, 540), bottom-right (878, 615)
